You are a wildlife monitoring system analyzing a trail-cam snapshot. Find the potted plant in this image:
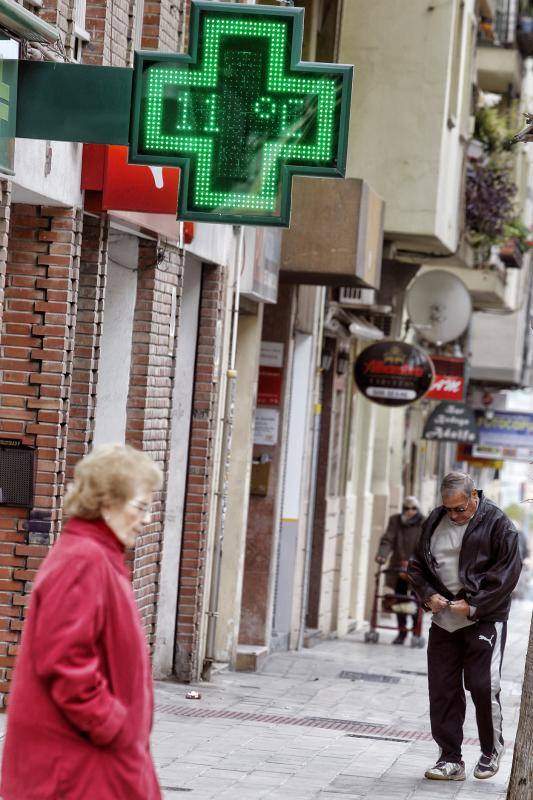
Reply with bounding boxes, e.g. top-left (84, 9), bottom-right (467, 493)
top-left (499, 219), bottom-right (531, 268)
top-left (465, 158), bottom-right (516, 263)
